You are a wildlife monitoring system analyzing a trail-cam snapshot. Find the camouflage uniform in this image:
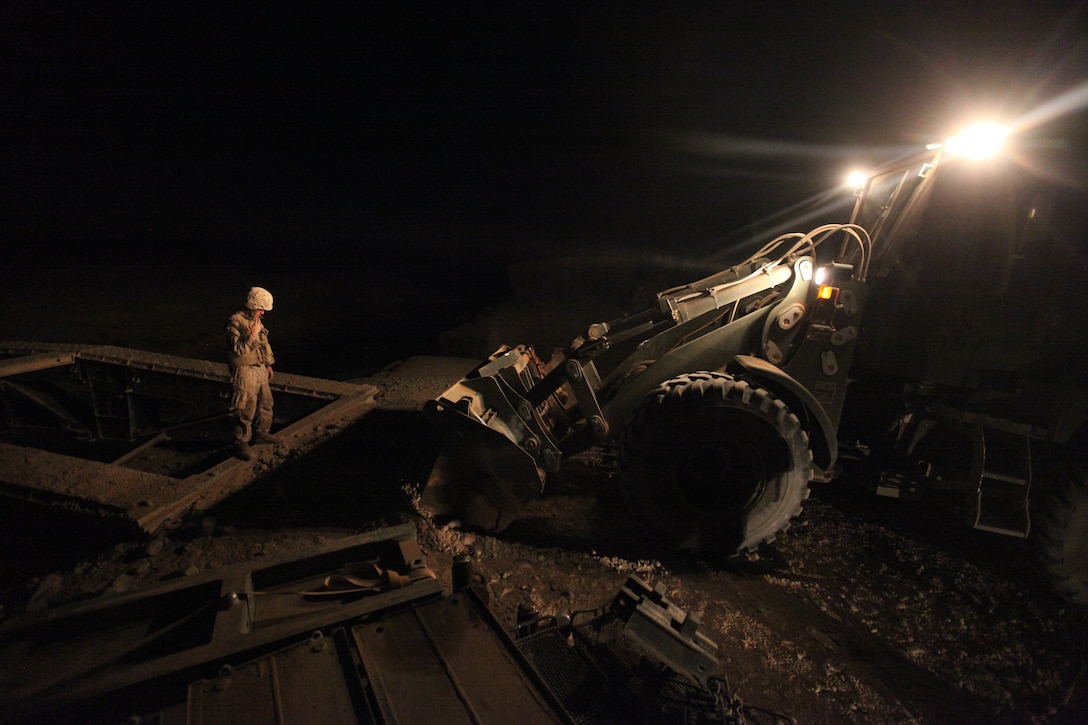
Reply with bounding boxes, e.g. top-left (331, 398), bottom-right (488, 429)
top-left (225, 310), bottom-right (276, 445)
